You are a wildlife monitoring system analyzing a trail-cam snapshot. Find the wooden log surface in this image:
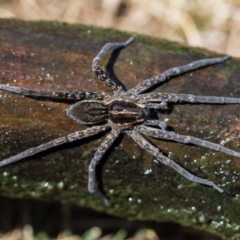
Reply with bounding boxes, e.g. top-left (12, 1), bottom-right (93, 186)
top-left (0, 19), bottom-right (240, 239)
